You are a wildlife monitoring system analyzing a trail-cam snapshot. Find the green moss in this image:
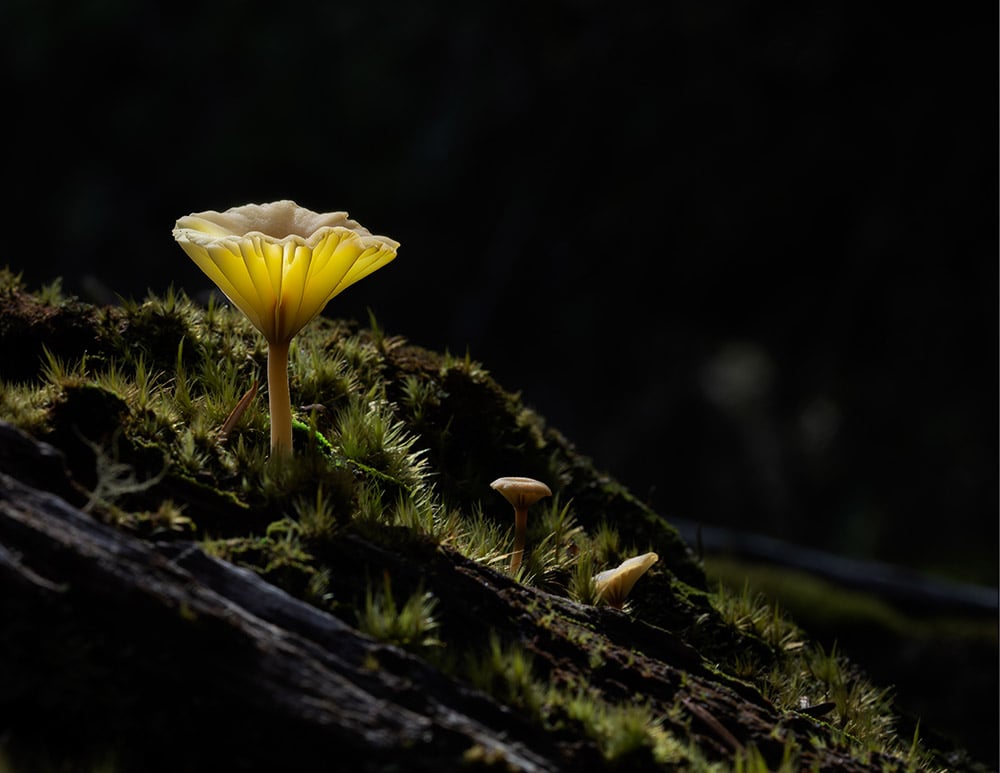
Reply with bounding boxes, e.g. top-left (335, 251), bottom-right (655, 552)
top-left (0, 277), bottom-right (965, 771)
top-left (202, 526), bottom-right (318, 598)
top-left (356, 573), bottom-right (442, 653)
